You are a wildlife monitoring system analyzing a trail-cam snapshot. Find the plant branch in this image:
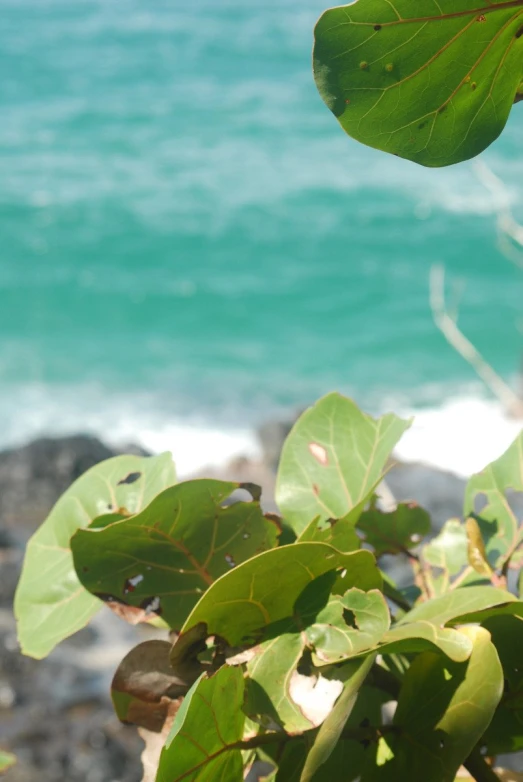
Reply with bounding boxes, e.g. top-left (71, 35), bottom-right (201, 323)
top-left (429, 264), bottom-right (523, 417)
top-left (464, 747), bottom-right (502, 782)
